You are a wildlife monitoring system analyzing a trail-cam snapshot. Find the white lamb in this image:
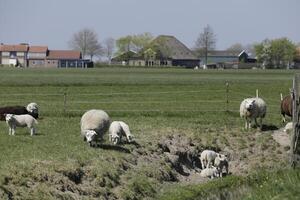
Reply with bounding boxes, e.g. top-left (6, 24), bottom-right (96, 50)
top-left (214, 154), bottom-right (229, 177)
top-left (109, 121), bottom-right (134, 145)
top-left (80, 109), bottom-right (110, 146)
top-left (200, 150), bottom-right (220, 169)
top-left (240, 97), bottom-right (267, 130)
top-left (200, 166), bottom-right (219, 179)
top-left (5, 114), bottom-right (38, 136)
